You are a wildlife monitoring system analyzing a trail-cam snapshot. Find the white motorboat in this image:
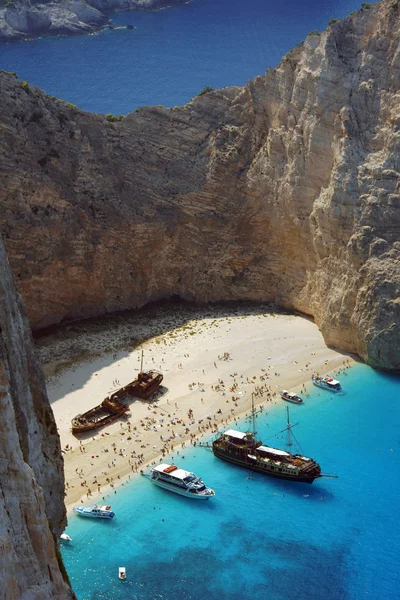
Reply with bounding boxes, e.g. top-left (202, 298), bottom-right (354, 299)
top-left (73, 505), bottom-right (115, 519)
top-left (147, 464), bottom-right (215, 499)
top-left (280, 390), bottom-right (303, 404)
top-left (119, 567), bottom-right (126, 580)
top-left (312, 375), bottom-right (342, 392)
top-left (60, 533), bottom-right (72, 542)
